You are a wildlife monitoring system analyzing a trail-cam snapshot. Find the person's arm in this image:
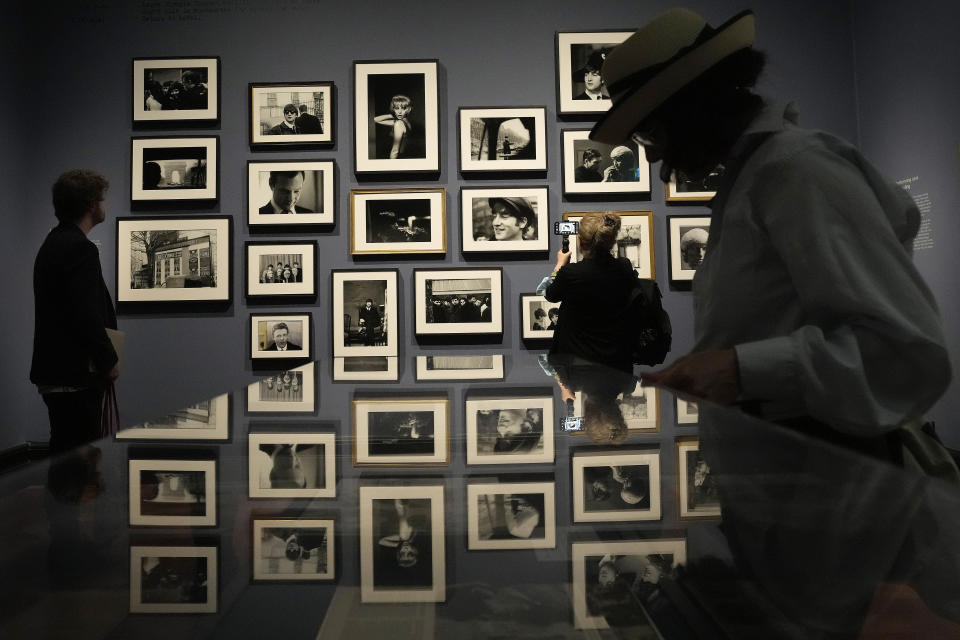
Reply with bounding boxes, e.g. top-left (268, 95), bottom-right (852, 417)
top-left (64, 241), bottom-right (117, 377)
top-left (542, 249), bottom-right (571, 302)
top-left (373, 114), bottom-right (396, 126)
